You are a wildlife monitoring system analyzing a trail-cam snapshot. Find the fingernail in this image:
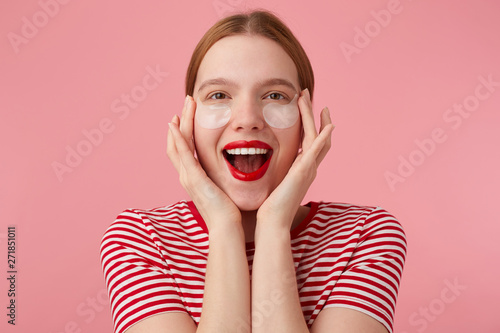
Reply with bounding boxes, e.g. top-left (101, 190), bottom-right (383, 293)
top-left (168, 122), bottom-right (172, 130)
top-left (184, 95), bottom-right (189, 107)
